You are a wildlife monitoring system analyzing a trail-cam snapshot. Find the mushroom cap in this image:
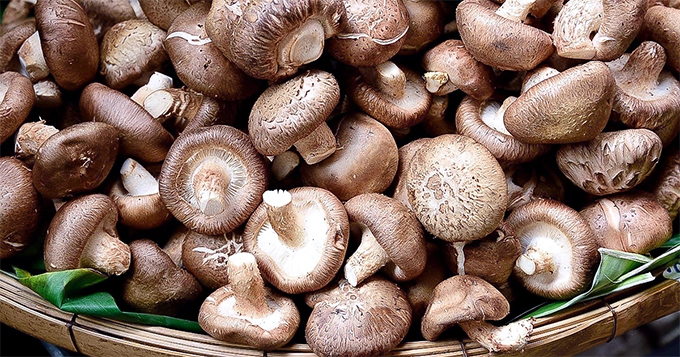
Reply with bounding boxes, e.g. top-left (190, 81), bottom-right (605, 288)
top-left (99, 19), bottom-right (168, 90)
top-left (78, 0), bottom-right (137, 39)
top-left (0, 157), bottom-right (41, 259)
top-left (182, 230), bottom-right (244, 290)
top-left (32, 122), bottom-right (120, 199)
top-left (456, 0), bottom-right (554, 71)
top-left (44, 194), bottom-right (131, 274)
top-left (644, 5), bottom-right (680, 73)
top-left (305, 277), bottom-right (412, 357)
top-left (344, 193), bottom-right (427, 282)
top-left (421, 275), bottom-right (510, 341)
top-left (0, 19), bottom-right (35, 73)
top-left (35, 0), bottom-right (99, 91)
top-left (391, 137), bottom-right (431, 209)
top-left (326, 0), bottom-right (409, 67)
top-left (139, 0), bottom-right (197, 30)
top-left (80, 82), bottom-right (174, 163)
top-left (507, 199), bottom-right (599, 300)
top-left (121, 239), bottom-right (203, 316)
top-left (0, 71), bottom-right (35, 144)
top-left (108, 179), bottom-right (171, 231)
top-left (159, 125), bottom-right (268, 235)
top-left (165, 2), bottom-right (259, 101)
top-left (402, 242), bottom-right (449, 322)
top-left (399, 0), bottom-right (444, 55)
top-left (243, 186), bottom-right (349, 294)
top-left (505, 160), bottom-right (567, 212)
top-left (504, 61), bottom-right (615, 144)
top-left (650, 146), bottom-right (680, 220)
top-left (407, 134), bottom-right (507, 243)
top-left (248, 70), bottom-right (340, 156)
top-left (580, 191), bottom-right (673, 254)
top-left (556, 129), bottom-right (663, 196)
